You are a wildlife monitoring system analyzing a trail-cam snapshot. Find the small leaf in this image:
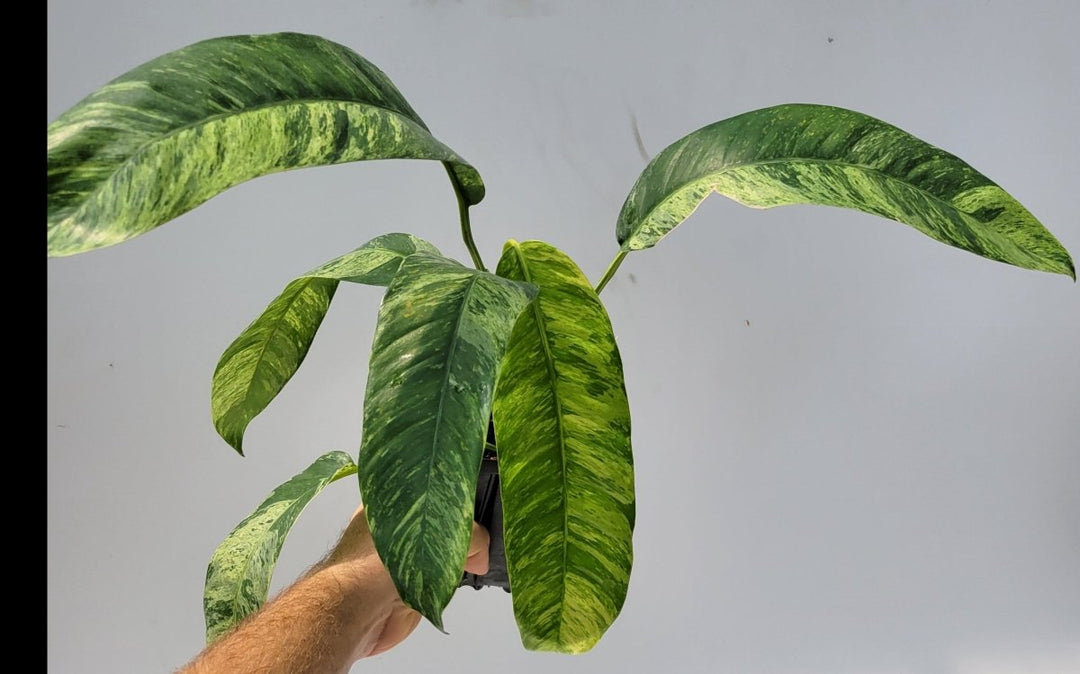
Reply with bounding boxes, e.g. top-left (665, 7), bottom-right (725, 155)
top-left (493, 240), bottom-right (634, 653)
top-left (617, 103), bottom-right (1074, 278)
top-left (358, 253), bottom-right (537, 631)
top-left (203, 450), bottom-right (357, 644)
top-left (212, 233), bottom-right (439, 455)
top-left (47, 32), bottom-right (483, 257)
